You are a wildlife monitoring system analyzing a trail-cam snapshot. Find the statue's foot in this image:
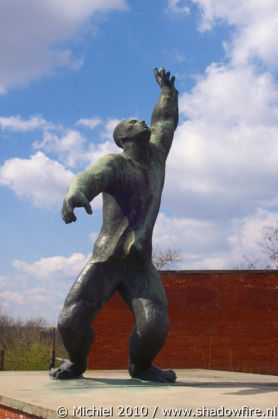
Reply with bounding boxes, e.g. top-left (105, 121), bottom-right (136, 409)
top-left (130, 364), bottom-right (176, 383)
top-left (49, 360), bottom-right (84, 379)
